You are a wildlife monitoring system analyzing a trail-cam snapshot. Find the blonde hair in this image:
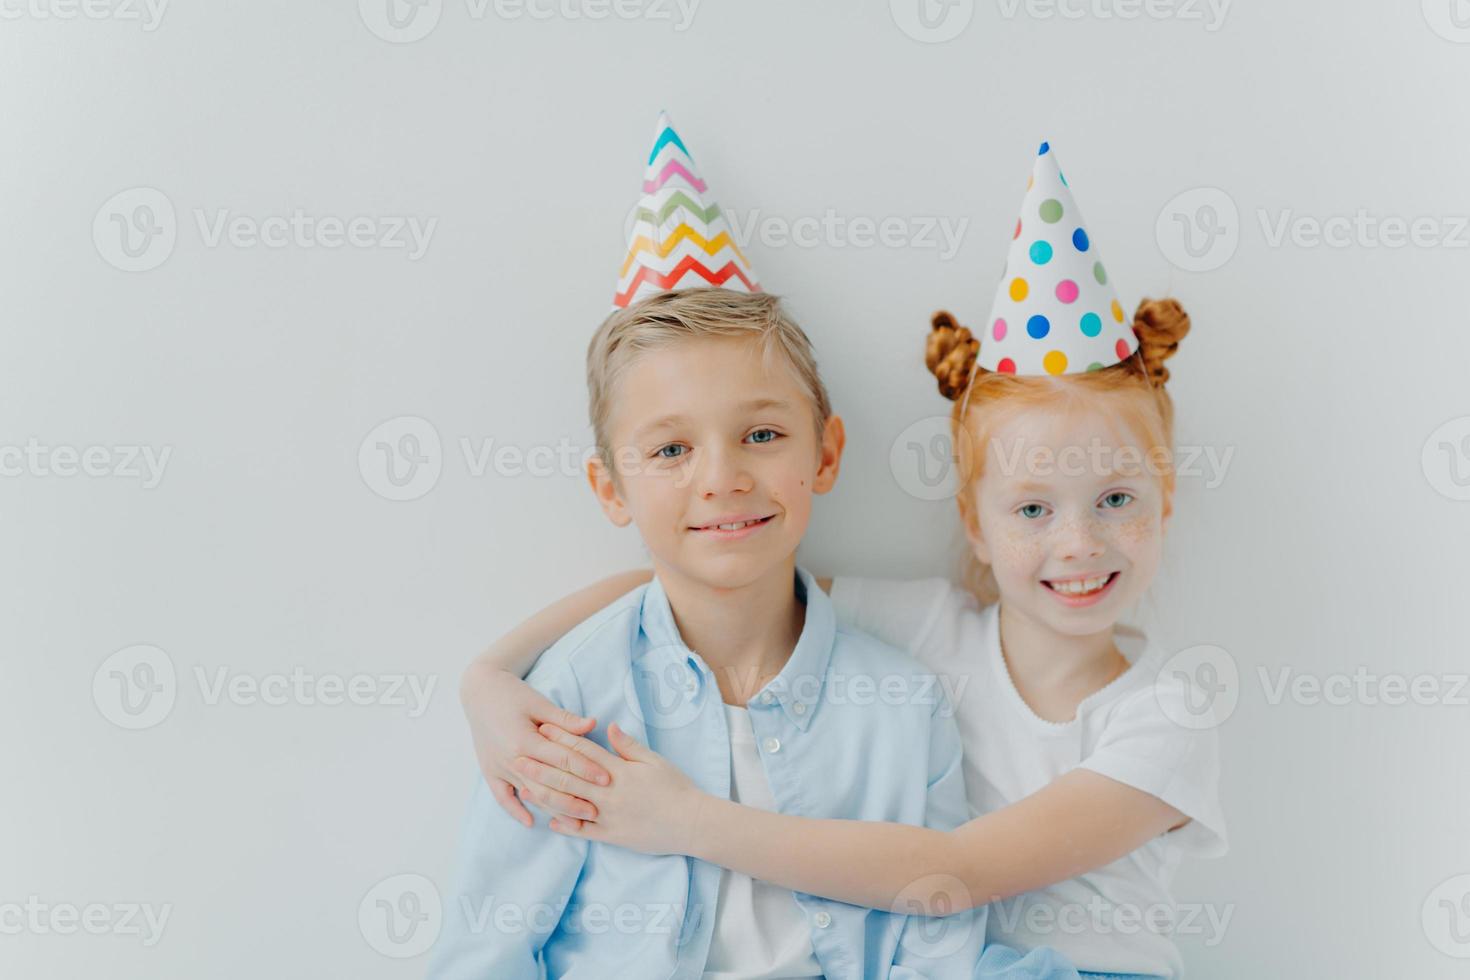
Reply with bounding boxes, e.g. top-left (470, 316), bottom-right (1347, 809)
top-left (923, 298), bottom-right (1191, 605)
top-left (586, 289), bottom-right (832, 472)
